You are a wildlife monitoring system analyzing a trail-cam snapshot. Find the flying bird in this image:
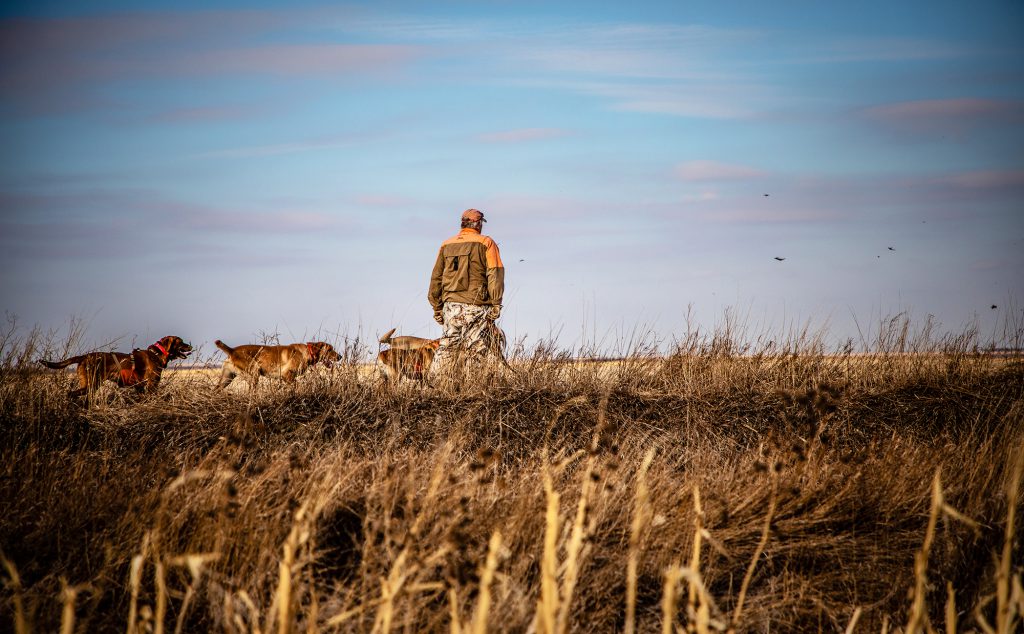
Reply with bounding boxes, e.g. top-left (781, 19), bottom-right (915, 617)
top-left (763, 193), bottom-right (770, 197)
top-left (774, 257), bottom-right (785, 261)
top-left (887, 246), bottom-right (894, 251)
top-left (991, 304), bottom-right (998, 310)
top-left (519, 259), bottom-right (524, 262)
